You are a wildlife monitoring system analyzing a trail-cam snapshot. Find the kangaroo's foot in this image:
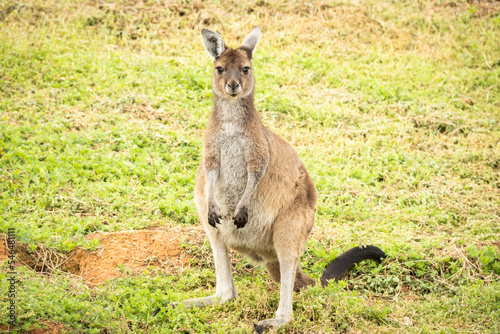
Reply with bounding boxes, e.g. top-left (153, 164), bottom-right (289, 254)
top-left (253, 317), bottom-right (288, 333)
